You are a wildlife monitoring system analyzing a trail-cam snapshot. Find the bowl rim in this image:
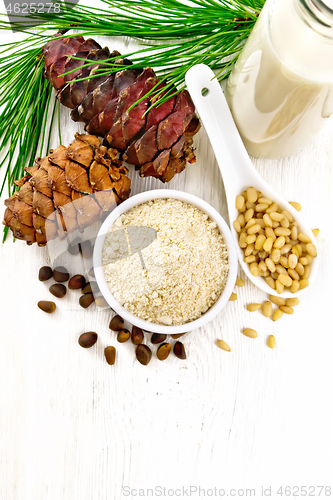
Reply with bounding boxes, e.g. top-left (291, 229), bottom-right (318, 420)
top-left (93, 189), bottom-right (238, 334)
